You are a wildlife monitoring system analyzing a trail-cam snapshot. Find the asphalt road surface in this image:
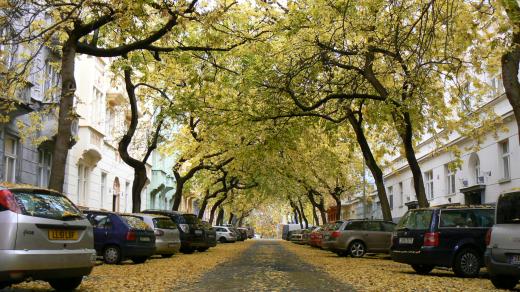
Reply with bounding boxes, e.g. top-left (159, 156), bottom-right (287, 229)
top-left (176, 240), bottom-right (354, 292)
